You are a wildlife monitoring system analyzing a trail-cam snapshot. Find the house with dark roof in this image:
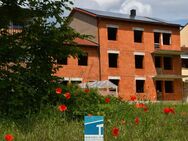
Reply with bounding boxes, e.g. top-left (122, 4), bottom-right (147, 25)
top-left (56, 8), bottom-right (184, 101)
